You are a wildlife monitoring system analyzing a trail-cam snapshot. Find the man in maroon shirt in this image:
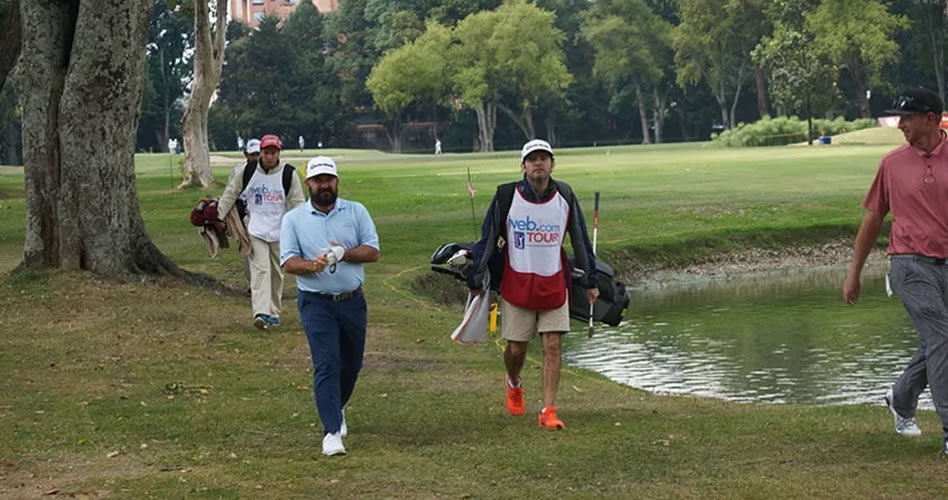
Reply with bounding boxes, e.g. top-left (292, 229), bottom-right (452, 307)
top-left (844, 87), bottom-right (948, 454)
